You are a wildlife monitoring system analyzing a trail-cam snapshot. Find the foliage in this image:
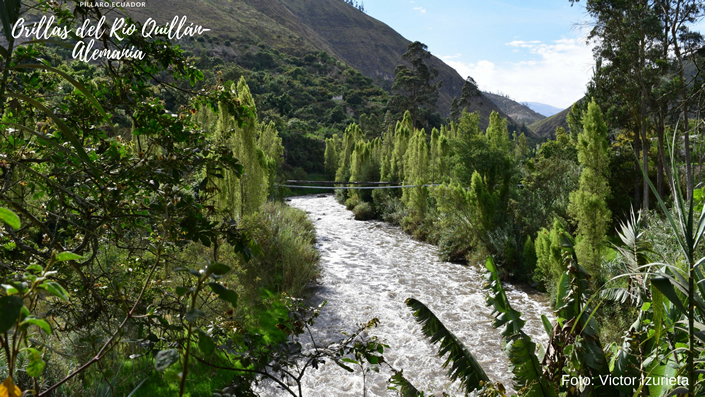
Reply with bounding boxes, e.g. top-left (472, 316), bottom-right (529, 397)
top-left (353, 202), bottom-right (375, 220)
top-left (239, 202), bottom-right (319, 300)
top-left (404, 257), bottom-right (558, 396)
top-left (534, 219), bottom-right (568, 293)
top-left (569, 99), bottom-right (611, 274)
top-left (390, 42), bottom-right (442, 130)
top-left (196, 77), bottom-right (284, 219)
top-left (405, 297), bottom-right (490, 392)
